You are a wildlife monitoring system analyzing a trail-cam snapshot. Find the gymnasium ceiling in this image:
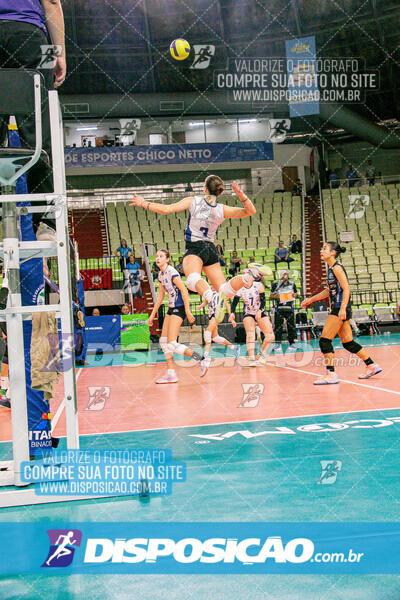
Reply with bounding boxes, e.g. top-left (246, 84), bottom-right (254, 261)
top-left (61, 0), bottom-right (400, 120)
